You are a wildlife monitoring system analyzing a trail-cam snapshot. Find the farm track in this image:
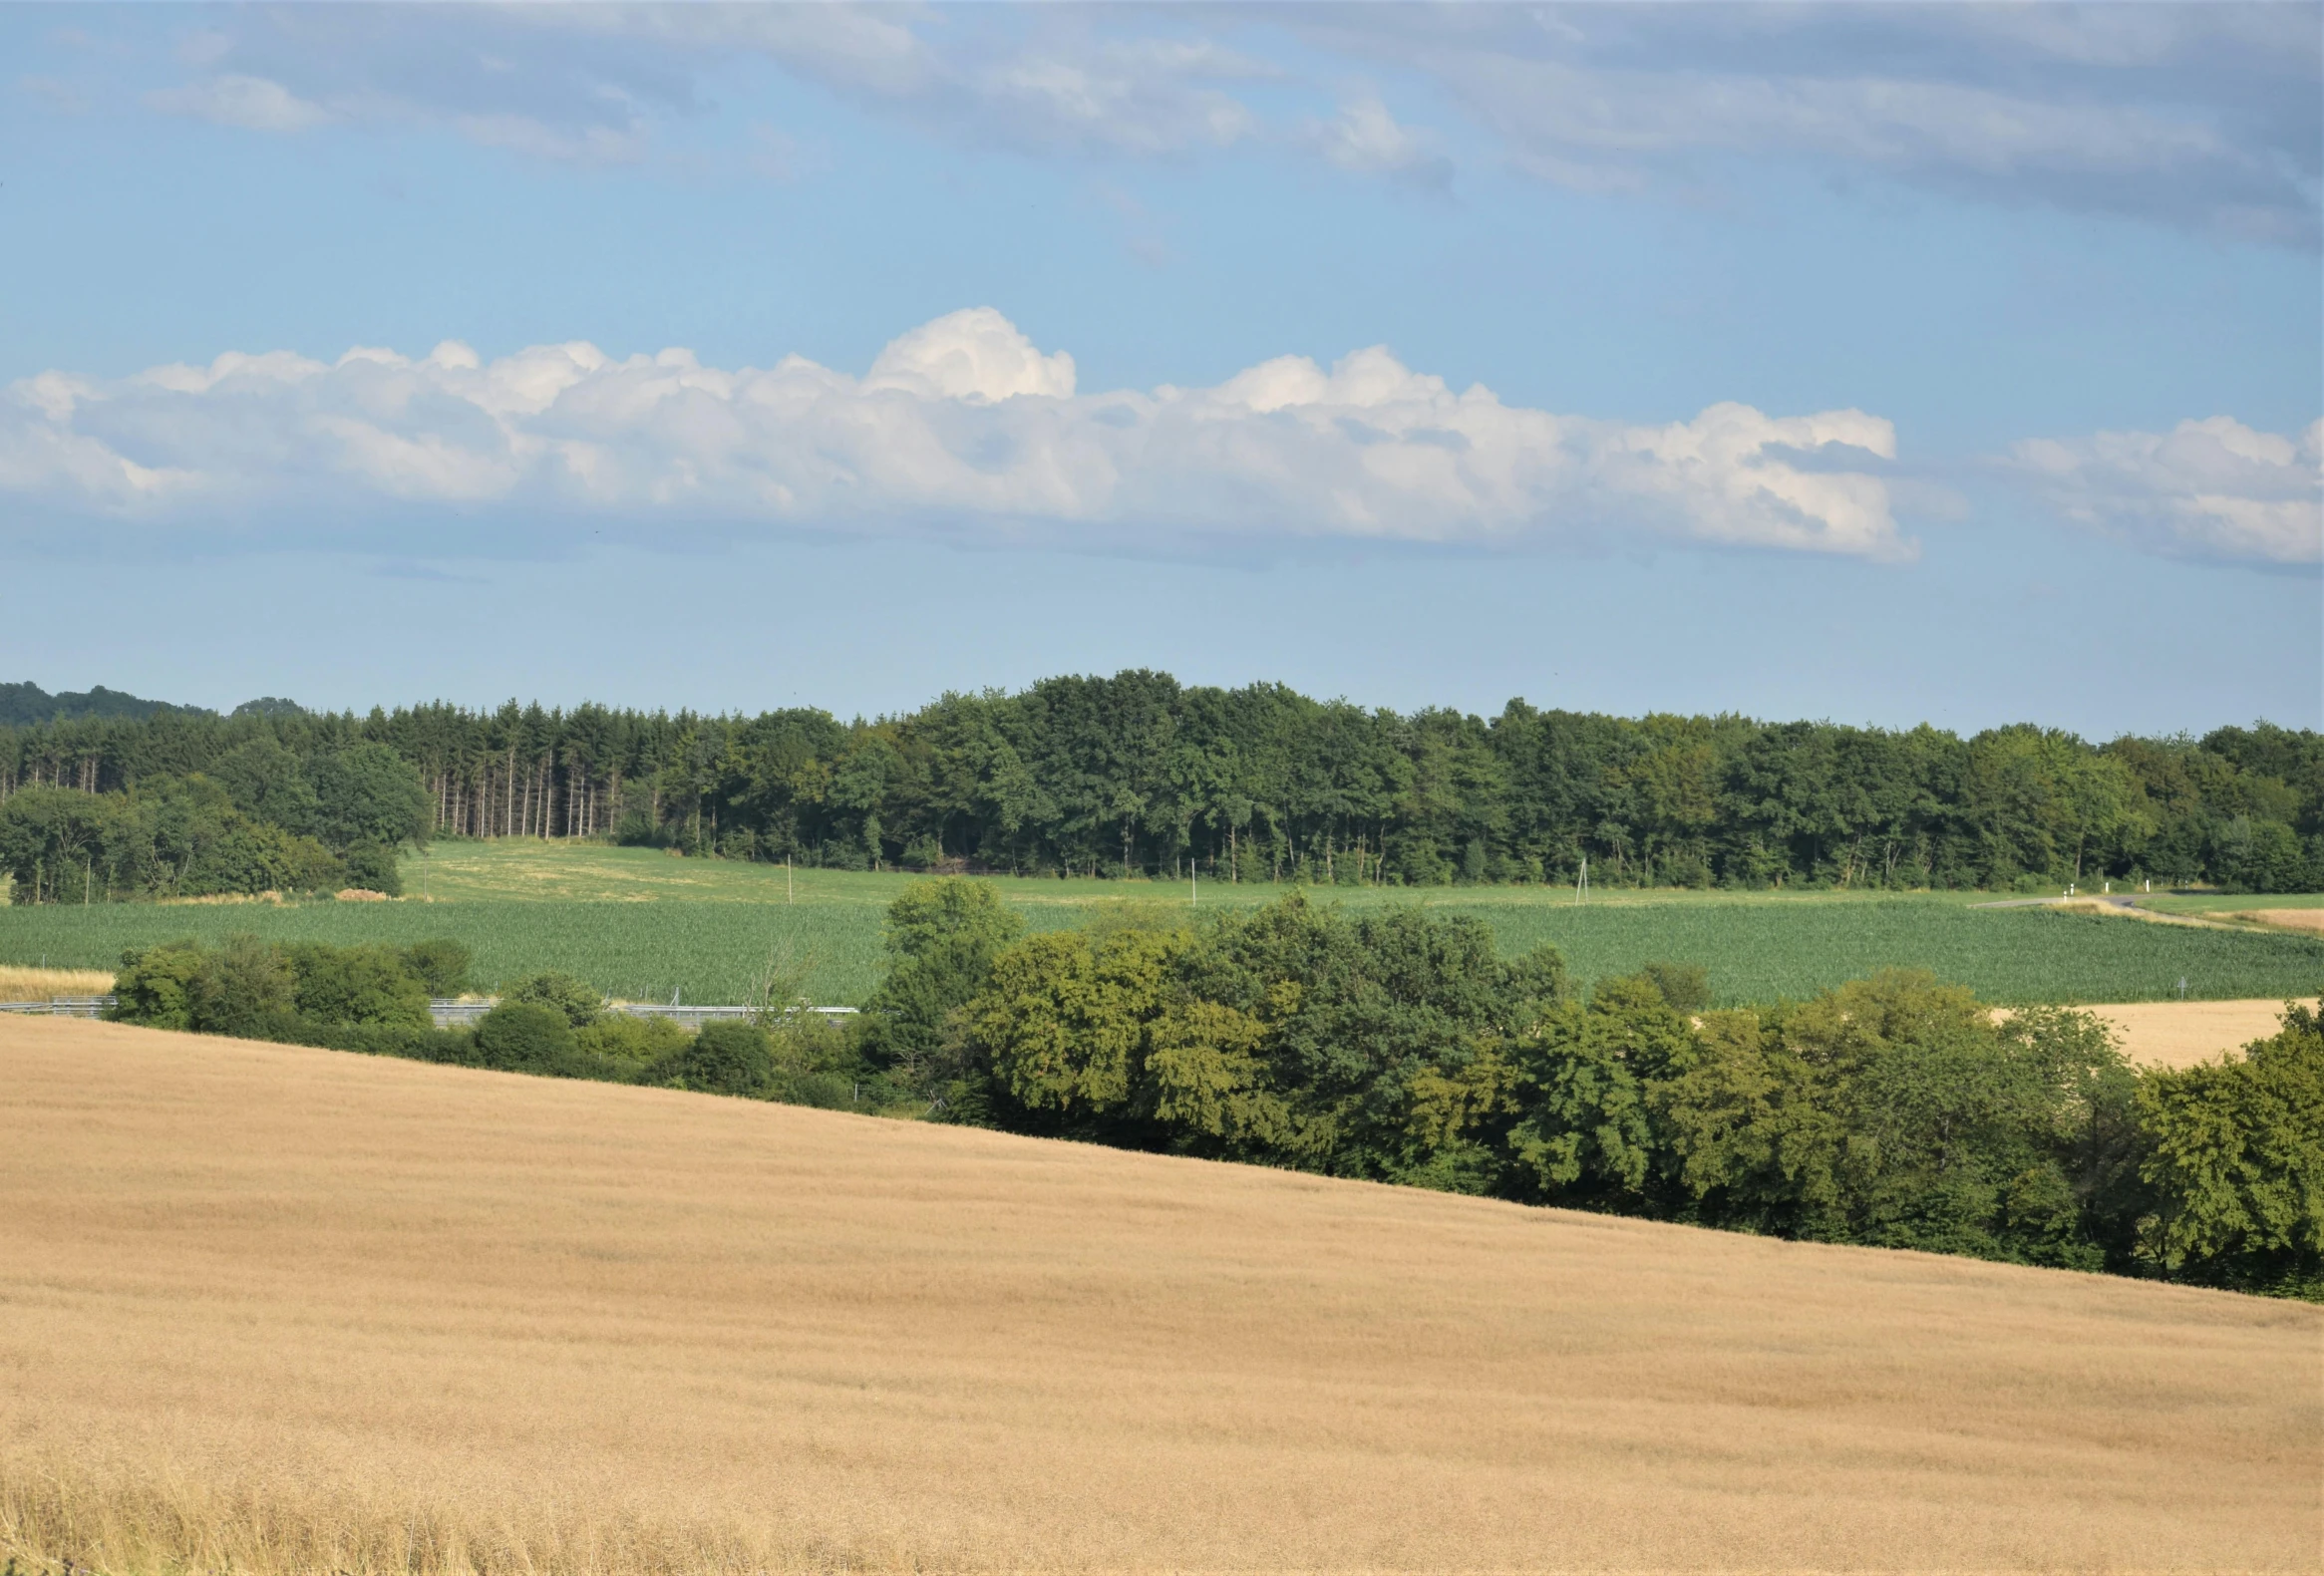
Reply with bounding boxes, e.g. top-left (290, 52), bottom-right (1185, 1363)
top-left (2, 1014), bottom-right (2318, 1574)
